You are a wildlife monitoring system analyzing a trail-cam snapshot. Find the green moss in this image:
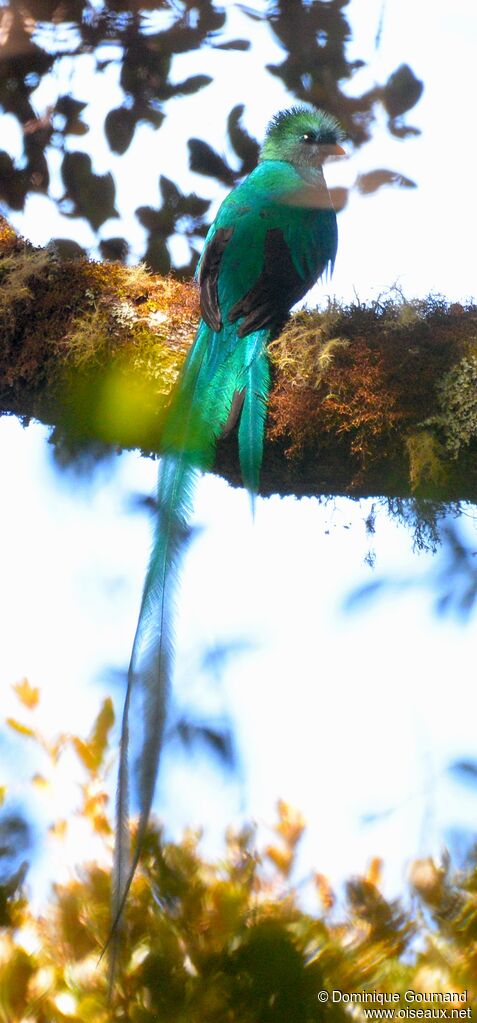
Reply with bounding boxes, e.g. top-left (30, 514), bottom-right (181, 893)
top-left (406, 430), bottom-right (448, 491)
top-left (268, 295), bottom-right (477, 501)
top-left (427, 350), bottom-right (477, 459)
top-left (0, 248), bottom-right (51, 324)
top-left (0, 222), bottom-right (199, 458)
top-left (268, 307), bottom-right (349, 389)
